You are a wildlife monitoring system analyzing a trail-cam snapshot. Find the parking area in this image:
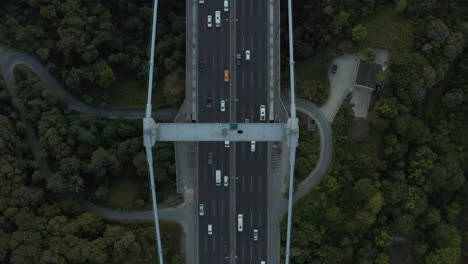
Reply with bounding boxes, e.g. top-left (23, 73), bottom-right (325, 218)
top-left (320, 48), bottom-right (391, 121)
